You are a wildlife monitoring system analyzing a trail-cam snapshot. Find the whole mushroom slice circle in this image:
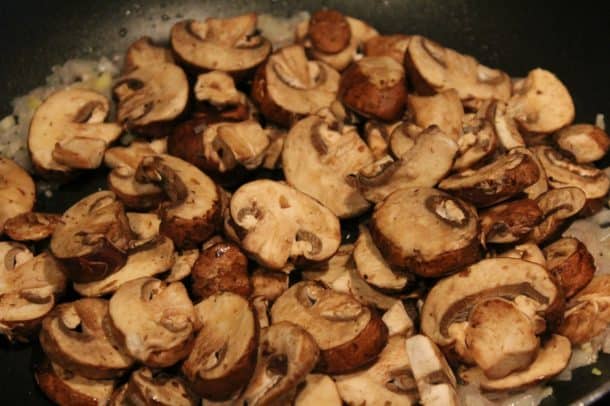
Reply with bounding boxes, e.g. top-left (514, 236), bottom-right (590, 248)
top-left (0, 157), bottom-right (36, 234)
top-left (554, 124), bottom-right (610, 164)
top-left (370, 187), bottom-right (480, 277)
top-left (182, 292), bottom-right (258, 401)
top-left (229, 179), bottom-right (341, 270)
top-left (543, 237), bottom-right (595, 299)
top-left (124, 368), bottom-right (198, 406)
